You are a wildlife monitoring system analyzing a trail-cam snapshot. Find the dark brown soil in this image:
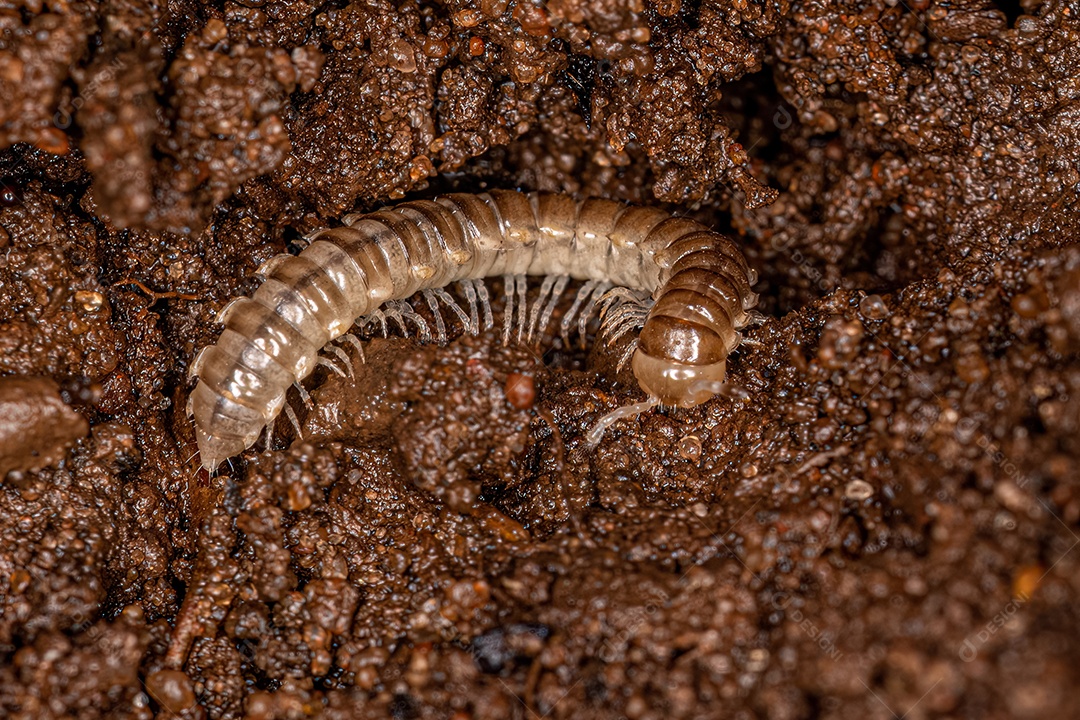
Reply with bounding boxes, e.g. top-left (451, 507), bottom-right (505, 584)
top-left (2, 0), bottom-right (1079, 718)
